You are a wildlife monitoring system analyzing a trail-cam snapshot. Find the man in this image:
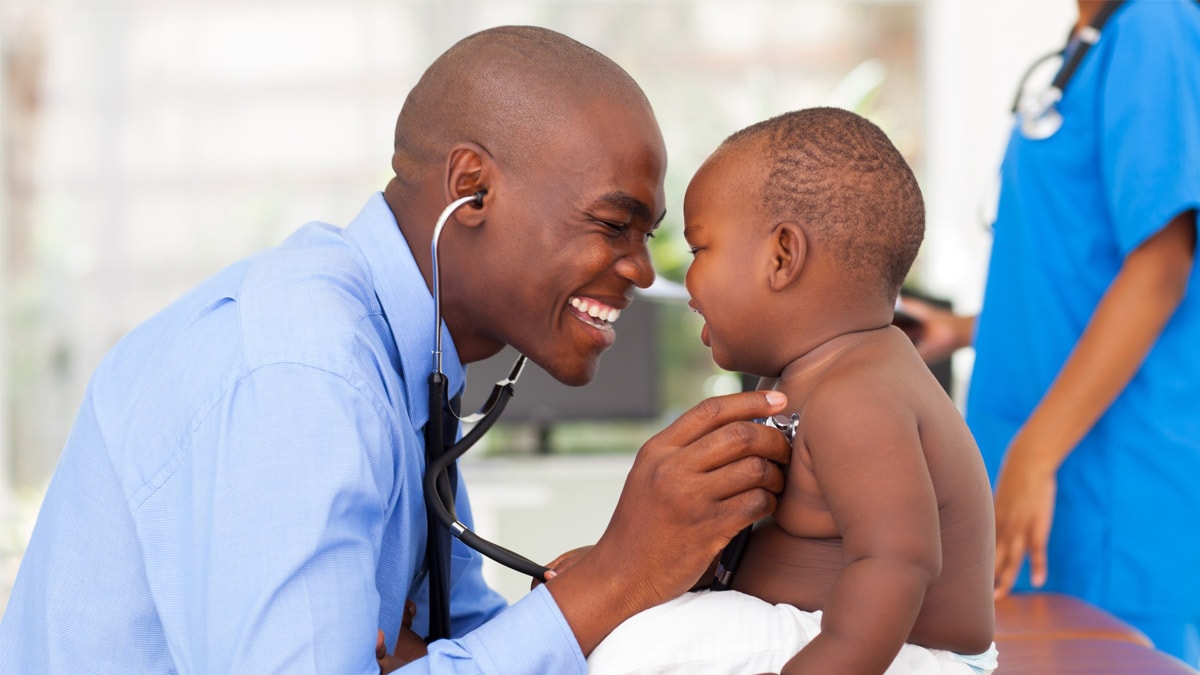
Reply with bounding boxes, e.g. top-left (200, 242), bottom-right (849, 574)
top-left (0, 26), bottom-right (791, 673)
